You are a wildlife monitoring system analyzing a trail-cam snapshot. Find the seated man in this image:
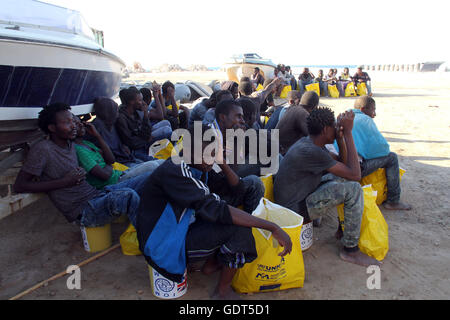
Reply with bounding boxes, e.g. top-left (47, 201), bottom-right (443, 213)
top-left (202, 90), bottom-right (234, 126)
top-left (188, 92), bottom-right (217, 129)
top-left (297, 68), bottom-right (315, 97)
top-left (136, 125), bottom-right (292, 299)
top-left (13, 103), bottom-right (149, 227)
top-left (353, 66), bottom-right (372, 96)
top-left (73, 116), bottom-right (162, 189)
top-left (275, 91), bottom-right (318, 155)
top-left (91, 97), bottom-right (142, 167)
top-left (220, 81), bottom-right (239, 100)
top-left (149, 81), bottom-right (190, 129)
top-left (211, 99), bottom-right (279, 178)
top-left (322, 68), bottom-right (338, 96)
top-left (116, 87), bottom-right (168, 162)
top-left (238, 77), bottom-right (282, 129)
top-left (260, 78), bottom-right (277, 119)
top-left (285, 66), bottom-right (297, 90)
top-left (348, 96), bottom-right (410, 210)
top-left (274, 107), bottom-right (381, 267)
top-left (140, 85), bottom-right (173, 135)
top-left (314, 69), bottom-right (328, 97)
